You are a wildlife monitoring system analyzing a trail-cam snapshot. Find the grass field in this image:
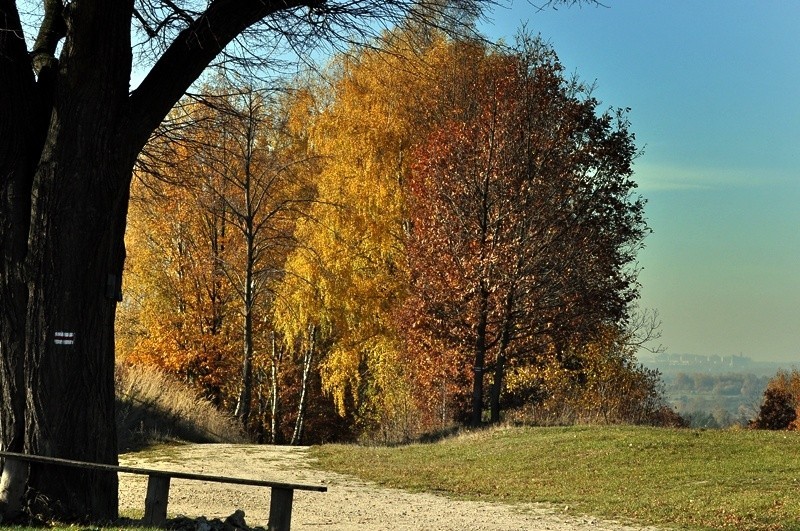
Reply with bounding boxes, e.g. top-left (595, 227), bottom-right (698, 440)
top-left (310, 425), bottom-right (800, 530)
